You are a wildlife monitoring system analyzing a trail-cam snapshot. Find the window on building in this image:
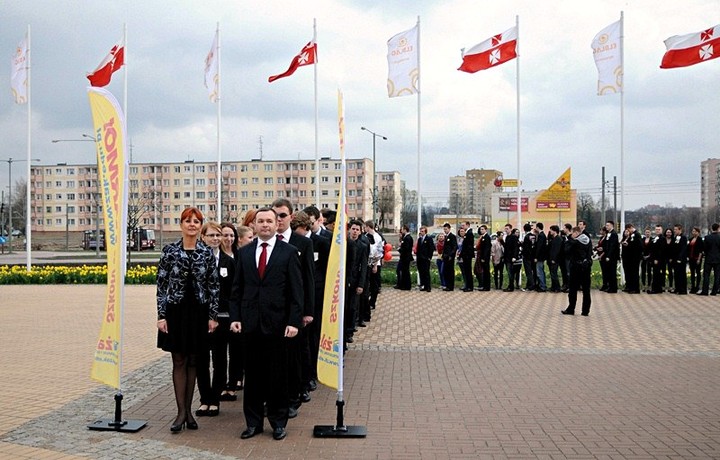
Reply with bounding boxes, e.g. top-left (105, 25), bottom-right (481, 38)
top-left (55, 181), bottom-right (62, 187)
top-left (196, 192), bottom-right (206, 199)
top-left (46, 206), bottom-right (51, 213)
top-left (67, 193), bottom-right (75, 200)
top-left (174, 166), bottom-right (181, 173)
top-left (264, 177), bottom-right (273, 184)
top-left (265, 164), bottom-right (273, 171)
top-left (334, 176), bottom-right (341, 183)
top-left (196, 165), bottom-right (205, 173)
top-left (196, 178), bottom-right (205, 186)
top-left (184, 179), bottom-right (191, 185)
top-left (321, 177), bottom-right (329, 183)
top-left (184, 192), bottom-right (191, 198)
top-left (322, 163), bottom-right (329, 169)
